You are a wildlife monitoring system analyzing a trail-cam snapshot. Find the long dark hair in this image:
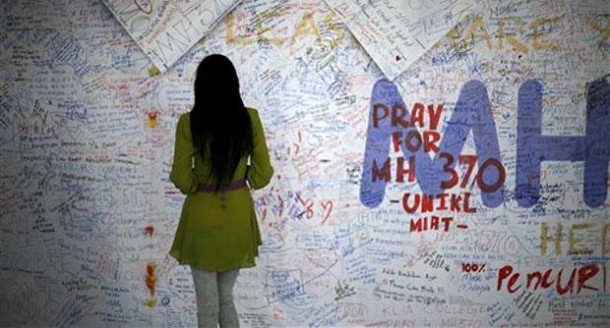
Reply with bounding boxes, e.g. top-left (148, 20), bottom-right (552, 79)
top-left (190, 54), bottom-right (253, 191)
